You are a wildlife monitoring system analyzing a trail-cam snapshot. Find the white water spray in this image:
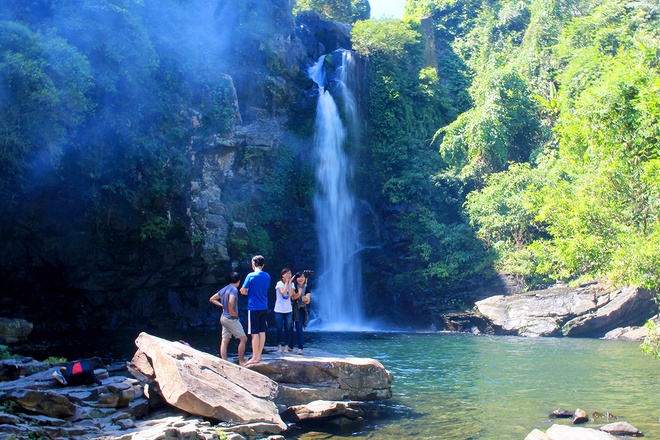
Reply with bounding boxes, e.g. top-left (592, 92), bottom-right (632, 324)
top-left (308, 51), bottom-right (366, 330)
